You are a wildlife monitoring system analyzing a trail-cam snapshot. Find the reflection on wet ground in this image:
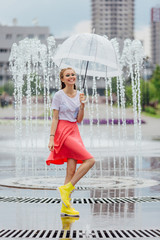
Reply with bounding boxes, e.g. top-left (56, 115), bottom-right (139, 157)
top-left (0, 188), bottom-right (160, 239)
top-left (0, 145), bottom-right (160, 238)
